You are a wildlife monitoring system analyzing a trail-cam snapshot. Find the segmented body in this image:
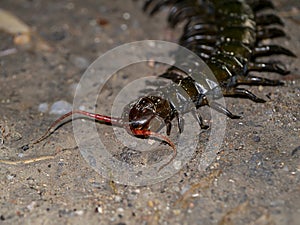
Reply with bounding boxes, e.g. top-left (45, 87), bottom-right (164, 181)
top-left (130, 0), bottom-right (294, 128)
top-left (136, 0), bottom-right (296, 127)
top-left (32, 0), bottom-right (296, 170)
